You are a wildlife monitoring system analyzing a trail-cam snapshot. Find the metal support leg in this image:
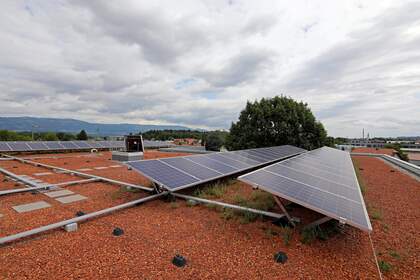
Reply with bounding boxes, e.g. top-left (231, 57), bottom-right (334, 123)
top-left (302, 216), bottom-right (332, 232)
top-left (273, 196), bottom-right (295, 227)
